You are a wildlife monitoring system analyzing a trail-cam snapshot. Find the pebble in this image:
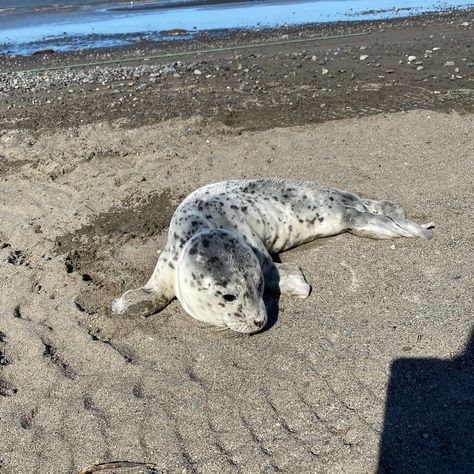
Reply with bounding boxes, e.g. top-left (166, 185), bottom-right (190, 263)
top-left (321, 68), bottom-right (329, 75)
top-left (444, 61), bottom-right (455, 67)
top-left (162, 64), bottom-right (175, 74)
top-left (359, 54), bottom-right (369, 60)
top-left (0, 63), bottom-right (175, 93)
top-left (407, 55), bottom-right (417, 62)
